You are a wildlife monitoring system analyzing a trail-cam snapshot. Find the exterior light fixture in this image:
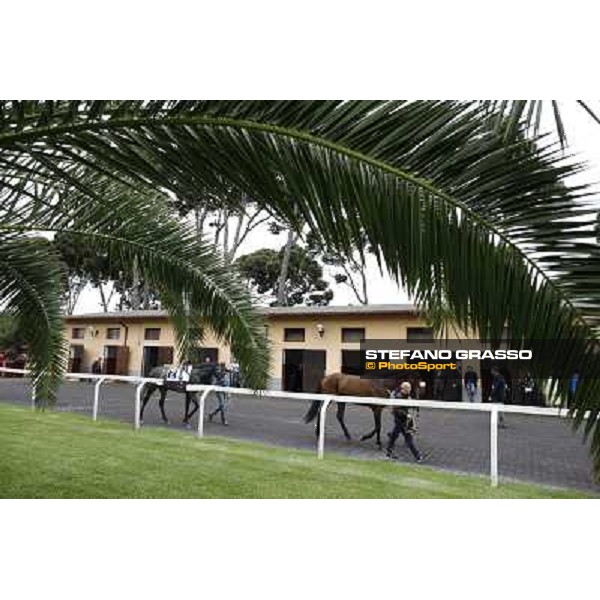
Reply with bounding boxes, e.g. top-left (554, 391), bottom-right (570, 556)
top-left (316, 323), bottom-right (325, 338)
